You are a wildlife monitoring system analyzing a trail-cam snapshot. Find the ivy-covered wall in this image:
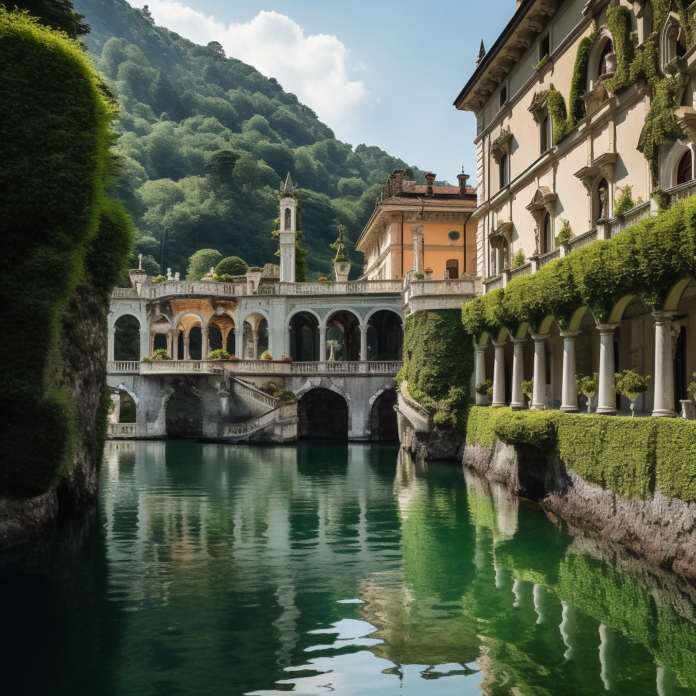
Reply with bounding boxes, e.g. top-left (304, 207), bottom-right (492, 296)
top-left (398, 309), bottom-right (475, 432)
top-left (0, 10), bottom-right (134, 499)
top-left (462, 195), bottom-right (696, 338)
top-left (465, 407), bottom-right (696, 503)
